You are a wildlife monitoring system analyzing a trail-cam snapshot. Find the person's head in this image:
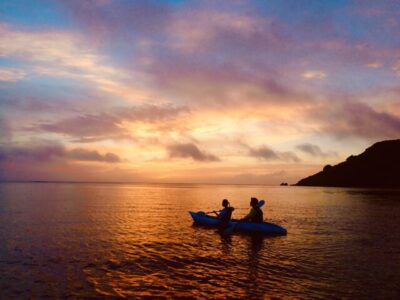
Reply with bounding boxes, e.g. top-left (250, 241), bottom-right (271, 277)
top-left (250, 197), bottom-right (258, 207)
top-left (222, 199), bottom-right (229, 207)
